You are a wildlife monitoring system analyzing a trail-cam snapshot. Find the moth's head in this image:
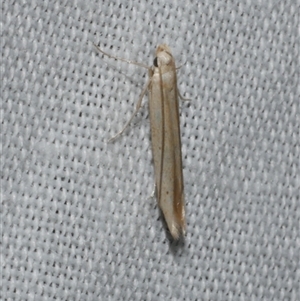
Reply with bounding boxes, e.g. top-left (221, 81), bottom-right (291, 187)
top-left (153, 44), bottom-right (173, 68)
